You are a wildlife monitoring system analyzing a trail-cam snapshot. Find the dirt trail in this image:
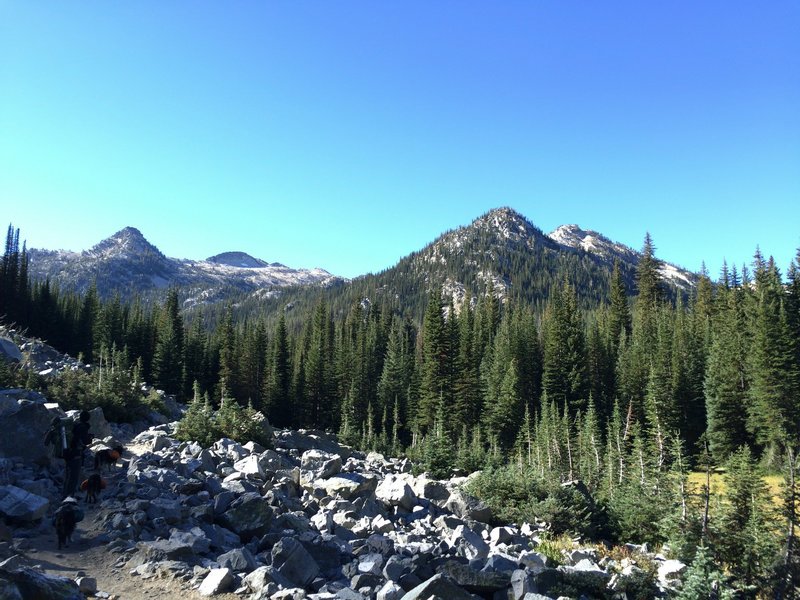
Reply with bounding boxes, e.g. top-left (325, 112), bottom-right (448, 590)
top-left (12, 441), bottom-right (240, 600)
